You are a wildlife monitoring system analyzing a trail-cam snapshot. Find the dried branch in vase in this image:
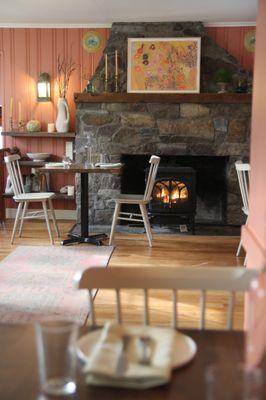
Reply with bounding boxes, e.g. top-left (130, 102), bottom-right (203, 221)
top-left (56, 56), bottom-right (76, 98)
